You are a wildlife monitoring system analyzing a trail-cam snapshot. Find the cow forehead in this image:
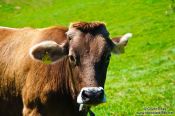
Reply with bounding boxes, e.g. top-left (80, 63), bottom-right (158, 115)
top-left (89, 36), bottom-right (107, 56)
top-left (66, 23), bottom-right (111, 58)
top-left (69, 33), bottom-right (109, 62)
